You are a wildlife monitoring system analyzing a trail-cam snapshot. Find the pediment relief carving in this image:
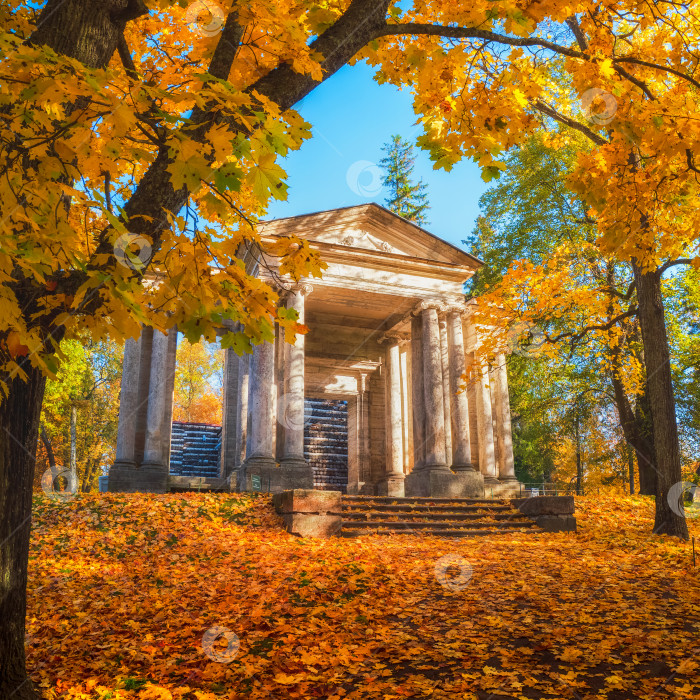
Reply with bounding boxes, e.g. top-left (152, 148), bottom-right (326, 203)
top-left (338, 229), bottom-right (395, 254)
